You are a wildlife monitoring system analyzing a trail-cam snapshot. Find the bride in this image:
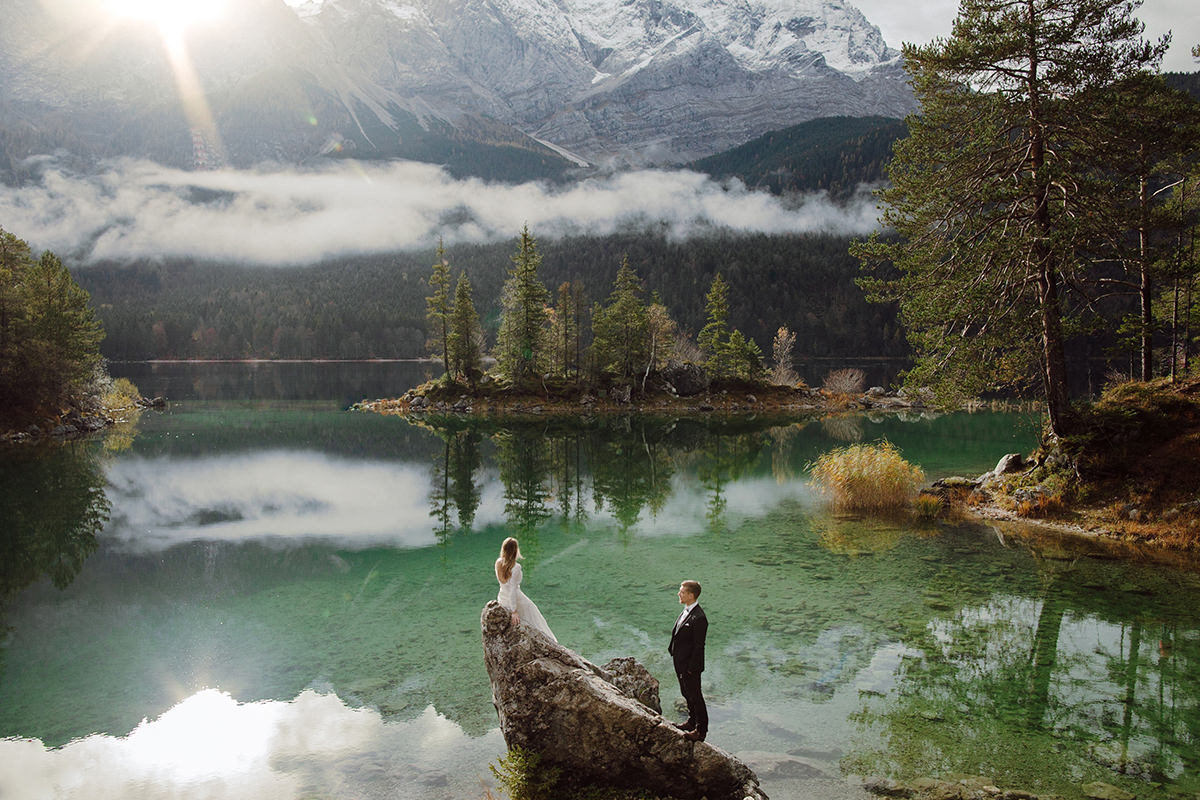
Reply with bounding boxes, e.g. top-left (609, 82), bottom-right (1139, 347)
top-left (495, 536), bottom-right (557, 643)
